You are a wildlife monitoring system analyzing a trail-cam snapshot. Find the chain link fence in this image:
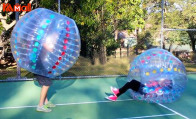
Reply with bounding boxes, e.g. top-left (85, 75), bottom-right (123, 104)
top-left (1, 37), bottom-right (196, 81)
top-left (1, 30), bottom-right (196, 81)
top-left (0, 47), bottom-right (138, 80)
